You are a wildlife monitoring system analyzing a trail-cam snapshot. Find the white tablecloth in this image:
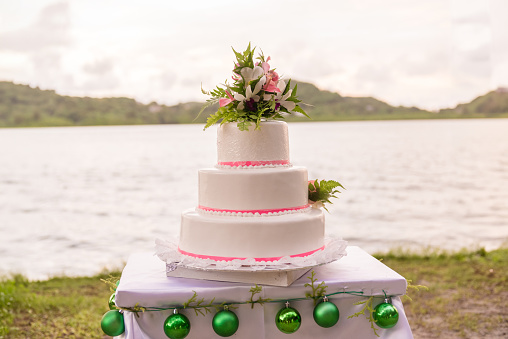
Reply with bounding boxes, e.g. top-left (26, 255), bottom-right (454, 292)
top-left (115, 246), bottom-right (413, 339)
